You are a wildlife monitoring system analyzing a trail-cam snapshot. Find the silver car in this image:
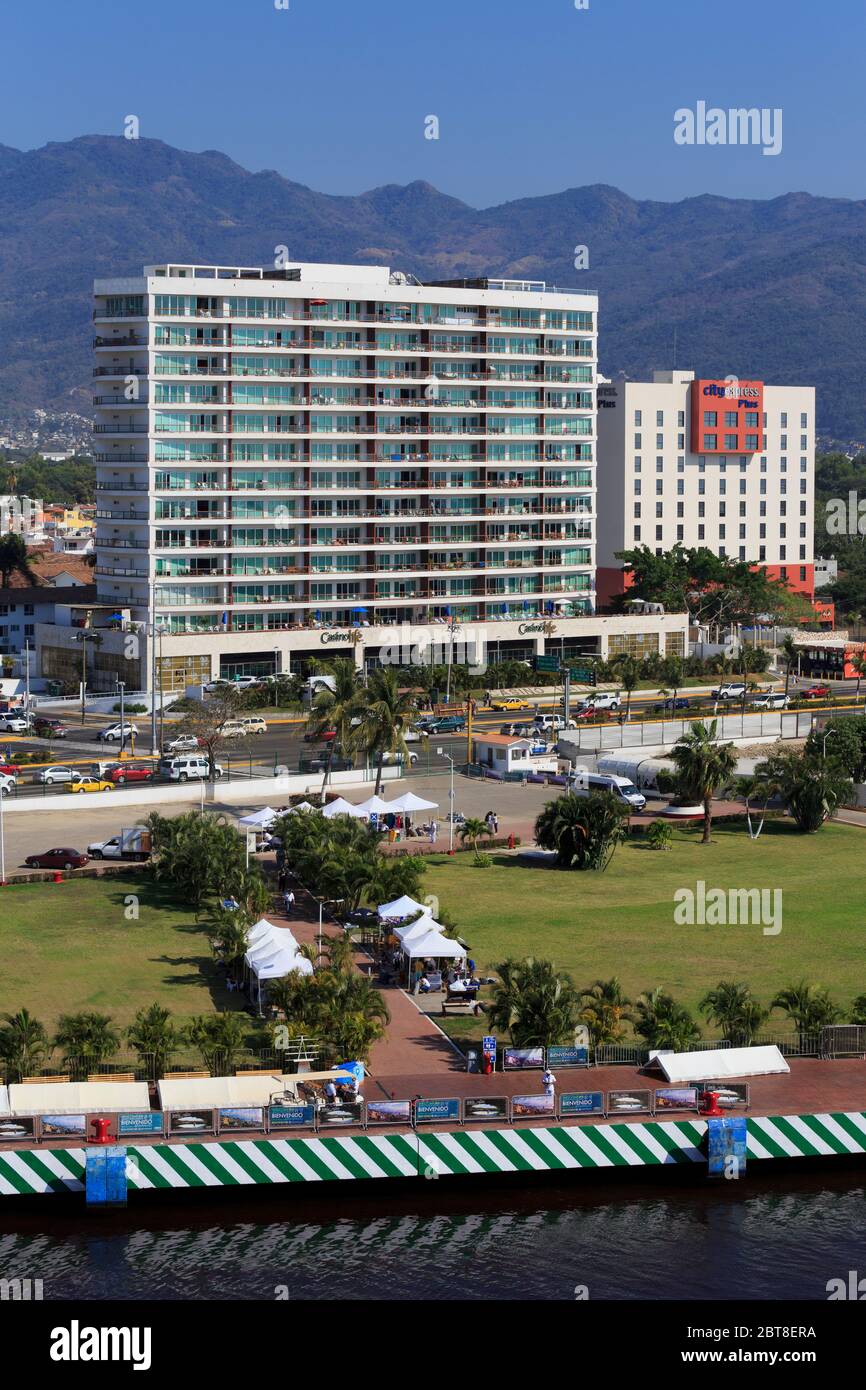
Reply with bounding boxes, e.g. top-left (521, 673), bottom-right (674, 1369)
top-left (37, 765), bottom-right (78, 785)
